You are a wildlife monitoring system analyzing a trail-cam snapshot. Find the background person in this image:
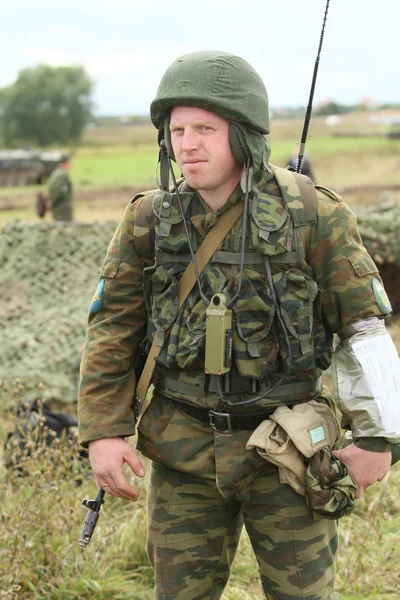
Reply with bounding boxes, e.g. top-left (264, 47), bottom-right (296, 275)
top-left (47, 154), bottom-right (73, 221)
top-left (78, 51), bottom-right (399, 599)
top-left (287, 146), bottom-right (316, 181)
